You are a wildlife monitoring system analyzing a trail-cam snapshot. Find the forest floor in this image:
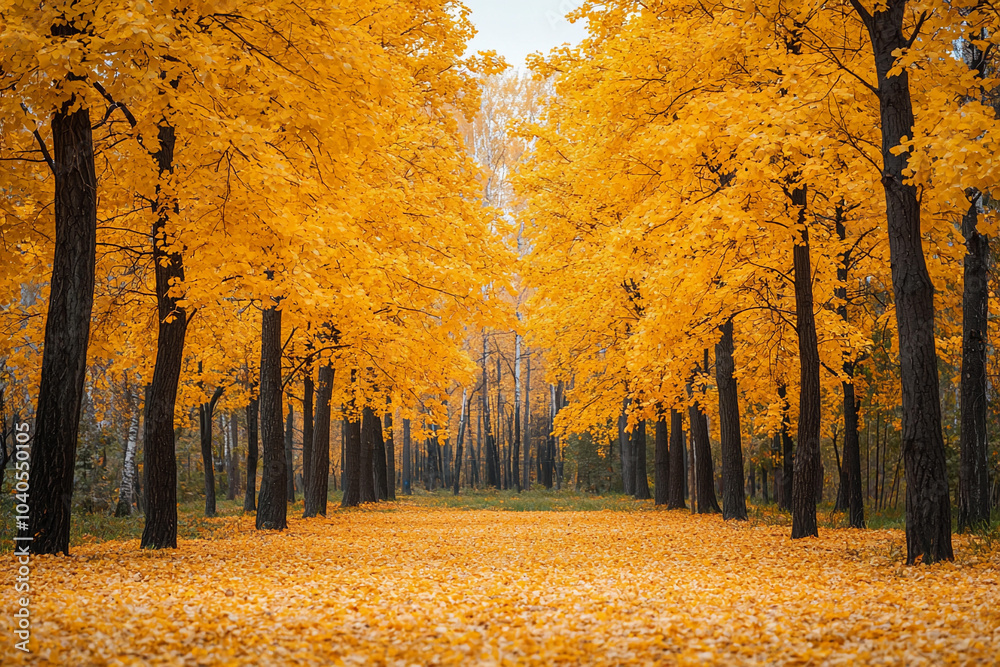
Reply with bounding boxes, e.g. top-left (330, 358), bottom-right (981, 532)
top-left (2, 492), bottom-right (998, 665)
